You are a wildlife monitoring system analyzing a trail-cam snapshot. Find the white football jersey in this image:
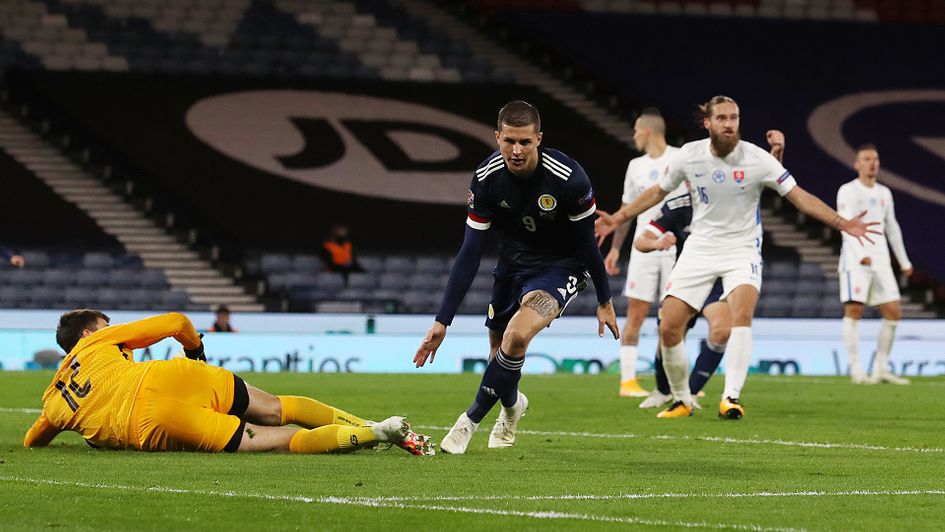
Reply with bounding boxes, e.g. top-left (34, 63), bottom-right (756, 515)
top-left (622, 146), bottom-right (686, 255)
top-left (658, 138), bottom-right (796, 251)
top-left (836, 178), bottom-right (911, 272)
